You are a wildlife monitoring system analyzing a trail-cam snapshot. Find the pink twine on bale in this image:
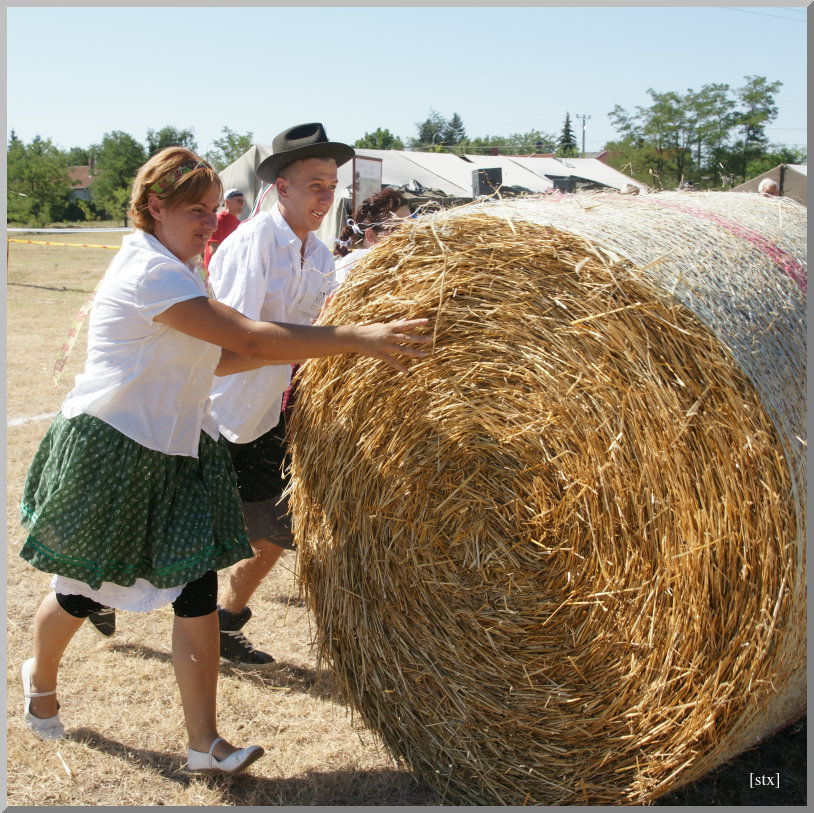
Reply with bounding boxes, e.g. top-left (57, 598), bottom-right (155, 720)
top-left (640, 198), bottom-right (807, 294)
